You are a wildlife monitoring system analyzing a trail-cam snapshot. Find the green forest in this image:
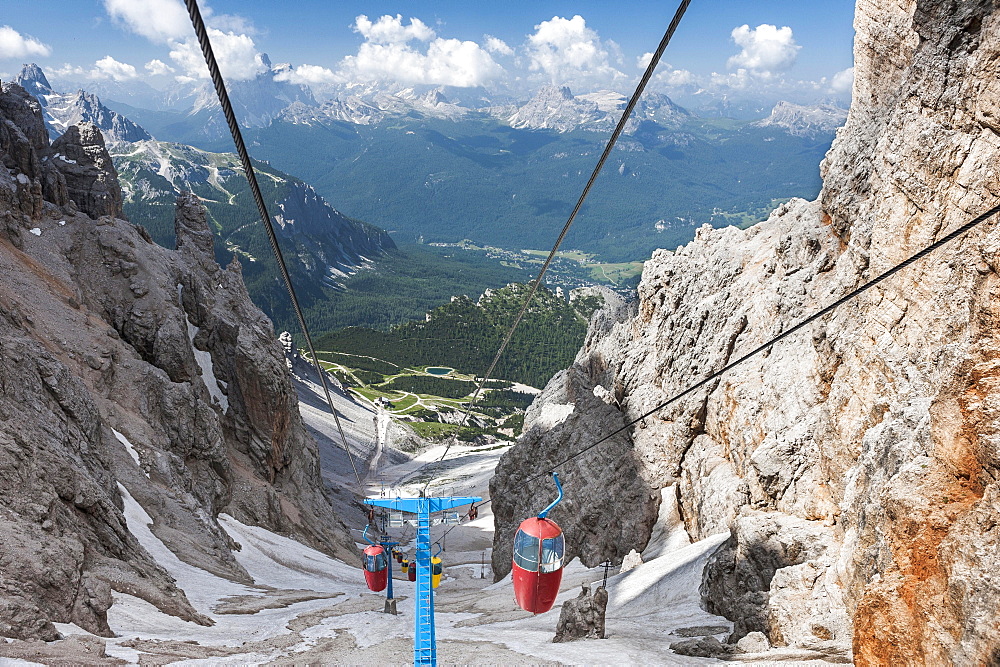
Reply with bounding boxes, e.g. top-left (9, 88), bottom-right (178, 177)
top-left (316, 283), bottom-right (588, 389)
